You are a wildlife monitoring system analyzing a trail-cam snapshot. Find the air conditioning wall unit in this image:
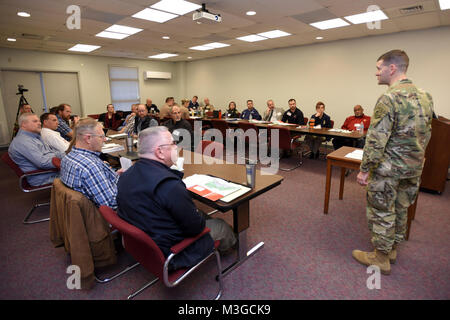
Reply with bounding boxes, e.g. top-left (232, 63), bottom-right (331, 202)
top-left (144, 71), bottom-right (172, 80)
